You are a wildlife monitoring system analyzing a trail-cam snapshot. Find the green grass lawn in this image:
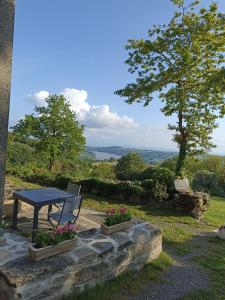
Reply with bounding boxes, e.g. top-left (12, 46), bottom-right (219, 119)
top-left (7, 176), bottom-right (225, 300)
